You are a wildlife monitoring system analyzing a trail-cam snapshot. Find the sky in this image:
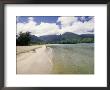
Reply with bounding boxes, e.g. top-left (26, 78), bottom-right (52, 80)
top-left (17, 16), bottom-right (94, 36)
